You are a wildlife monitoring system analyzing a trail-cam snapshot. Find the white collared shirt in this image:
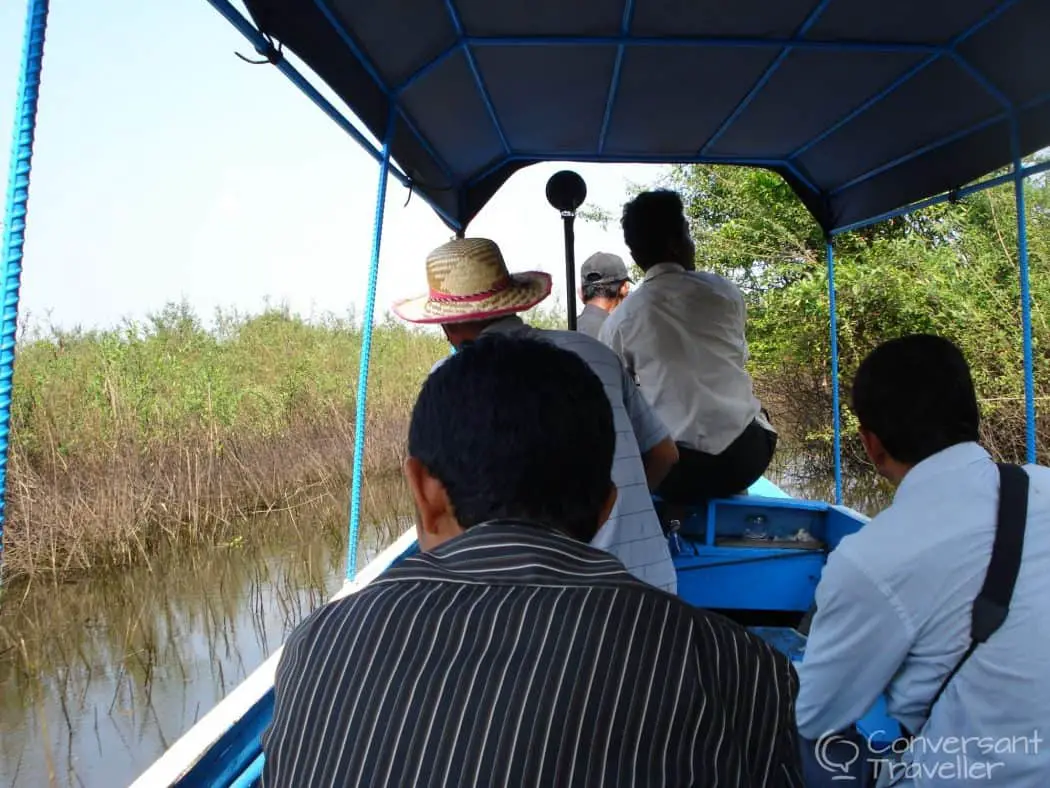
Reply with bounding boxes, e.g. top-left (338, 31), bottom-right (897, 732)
top-left (796, 443), bottom-right (1050, 786)
top-left (598, 262), bottom-right (767, 455)
top-left (431, 317), bottom-right (677, 593)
